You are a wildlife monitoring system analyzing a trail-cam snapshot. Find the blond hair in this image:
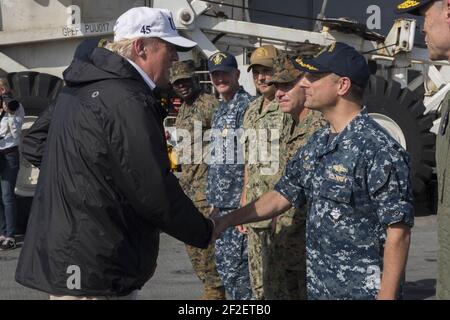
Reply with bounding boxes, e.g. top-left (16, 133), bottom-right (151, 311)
top-left (0, 78), bottom-right (10, 91)
top-left (106, 37), bottom-right (162, 60)
top-left (106, 38), bottom-right (137, 59)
